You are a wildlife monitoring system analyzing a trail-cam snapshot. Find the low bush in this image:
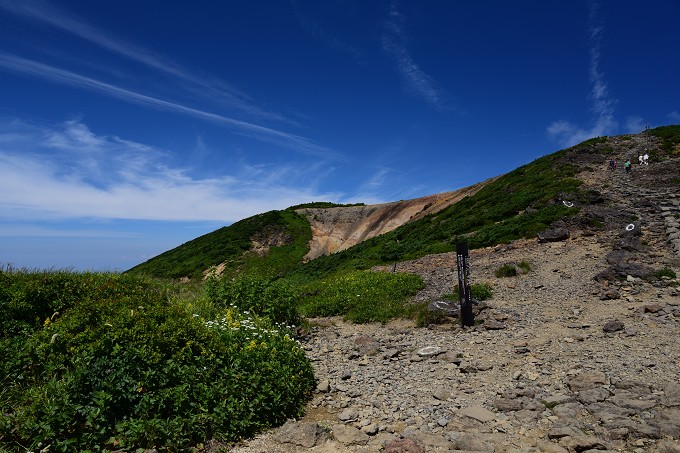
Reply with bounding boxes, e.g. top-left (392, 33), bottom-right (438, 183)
top-left (517, 261), bottom-right (532, 273)
top-left (495, 264), bottom-right (518, 278)
top-left (493, 261), bottom-right (530, 278)
top-left (297, 270), bottom-right (424, 323)
top-left (656, 267), bottom-right (677, 279)
top-left (450, 282), bottom-right (494, 302)
top-left (1, 271), bottom-right (315, 452)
